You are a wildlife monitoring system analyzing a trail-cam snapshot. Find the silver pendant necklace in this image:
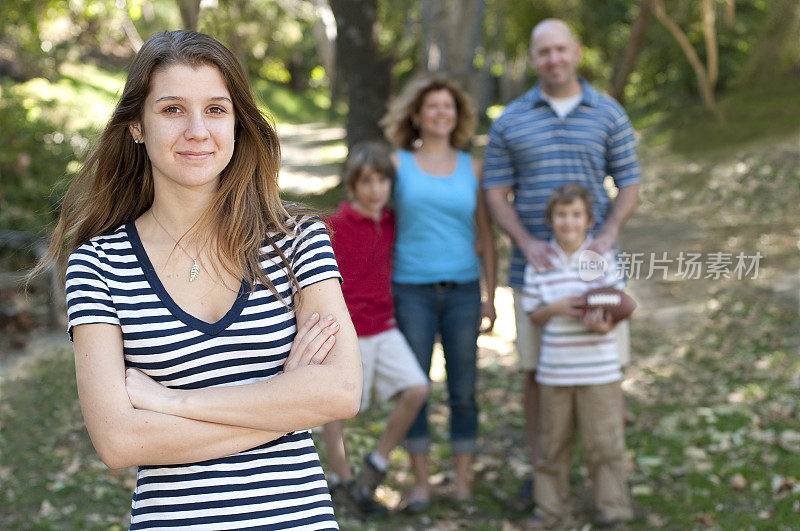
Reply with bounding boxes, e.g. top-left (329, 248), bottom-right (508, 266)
top-left (150, 210), bottom-right (201, 282)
